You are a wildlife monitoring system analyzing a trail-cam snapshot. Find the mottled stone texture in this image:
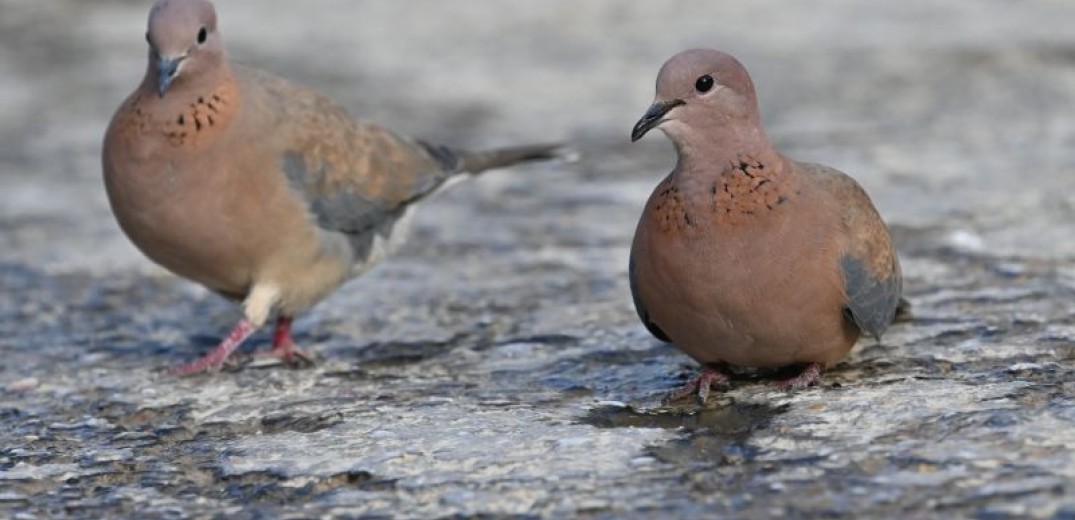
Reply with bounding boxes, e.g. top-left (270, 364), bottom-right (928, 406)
top-left (1, 1), bottom-right (1074, 518)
